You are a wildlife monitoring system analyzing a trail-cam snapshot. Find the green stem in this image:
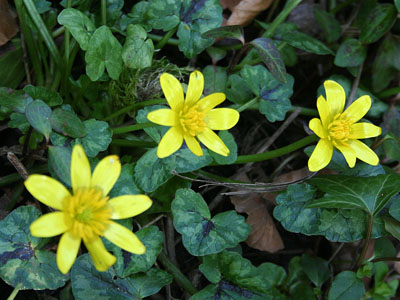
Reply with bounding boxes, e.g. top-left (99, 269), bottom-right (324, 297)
top-left (53, 26), bottom-right (65, 38)
top-left (0, 164), bottom-right (48, 188)
top-left (290, 106), bottom-right (318, 116)
top-left (265, 0), bottom-right (302, 37)
top-left (103, 99), bottom-right (166, 122)
top-left (155, 26), bottom-right (178, 49)
top-left (229, 134), bottom-right (318, 165)
top-left (15, 0), bottom-right (44, 85)
top-left (7, 283), bottom-right (22, 300)
top-left (377, 87), bottom-right (400, 99)
top-left (236, 97), bottom-right (259, 113)
top-left (110, 139), bottom-right (156, 148)
top-left (158, 251), bottom-right (198, 295)
top-left (148, 33), bottom-right (179, 46)
top-left (101, 0), bottom-right (107, 25)
top-left (356, 214), bottom-right (374, 267)
top-left (112, 122), bottom-right (154, 135)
